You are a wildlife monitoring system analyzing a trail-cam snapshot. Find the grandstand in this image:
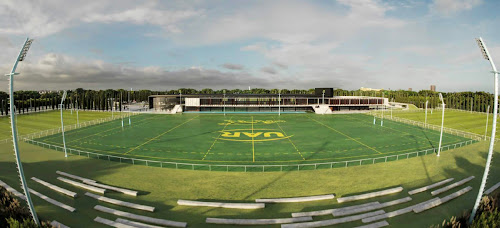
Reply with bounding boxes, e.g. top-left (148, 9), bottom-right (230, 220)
top-left (149, 88), bottom-right (388, 114)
